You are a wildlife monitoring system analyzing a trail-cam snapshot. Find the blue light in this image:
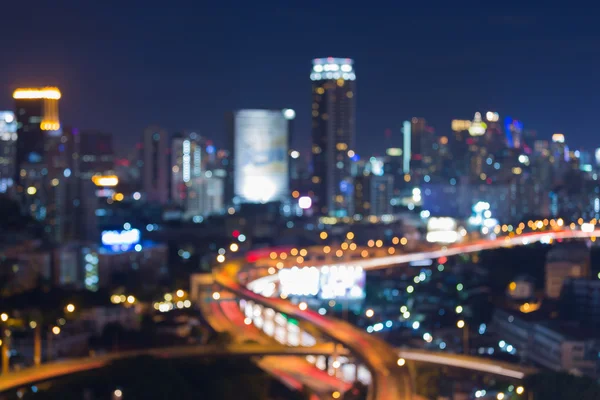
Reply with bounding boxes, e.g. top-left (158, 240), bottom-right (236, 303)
top-left (351, 154), bottom-right (360, 162)
top-left (504, 117), bottom-right (514, 147)
top-left (123, 222), bottom-right (131, 230)
top-left (101, 229), bottom-right (141, 251)
top-left (206, 145), bottom-right (215, 154)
